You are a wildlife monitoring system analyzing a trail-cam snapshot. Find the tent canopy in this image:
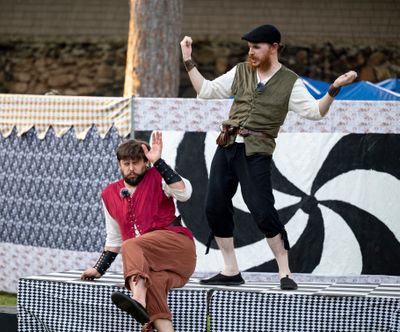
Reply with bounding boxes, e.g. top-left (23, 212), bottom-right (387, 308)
top-left (301, 77), bottom-right (329, 98)
top-left (302, 77), bottom-right (400, 101)
top-left (376, 78), bottom-right (400, 93)
top-left (336, 81), bottom-right (400, 101)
